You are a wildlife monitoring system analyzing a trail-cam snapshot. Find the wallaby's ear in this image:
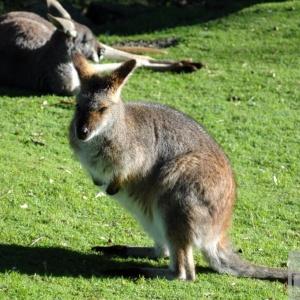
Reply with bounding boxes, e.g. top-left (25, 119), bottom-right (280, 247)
top-left (46, 0), bottom-right (72, 20)
top-left (47, 14), bottom-right (77, 38)
top-left (109, 59), bottom-right (137, 92)
top-left (72, 51), bottom-right (97, 83)
top-left (103, 59), bottom-right (136, 103)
